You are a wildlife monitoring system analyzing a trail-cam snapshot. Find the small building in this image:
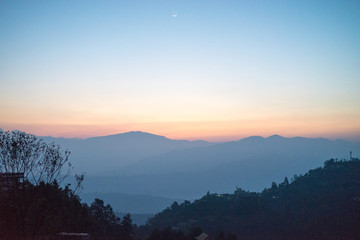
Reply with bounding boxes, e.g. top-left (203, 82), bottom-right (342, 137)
top-left (55, 232), bottom-right (90, 240)
top-left (0, 172), bottom-right (24, 191)
top-left (196, 232), bottom-right (211, 240)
